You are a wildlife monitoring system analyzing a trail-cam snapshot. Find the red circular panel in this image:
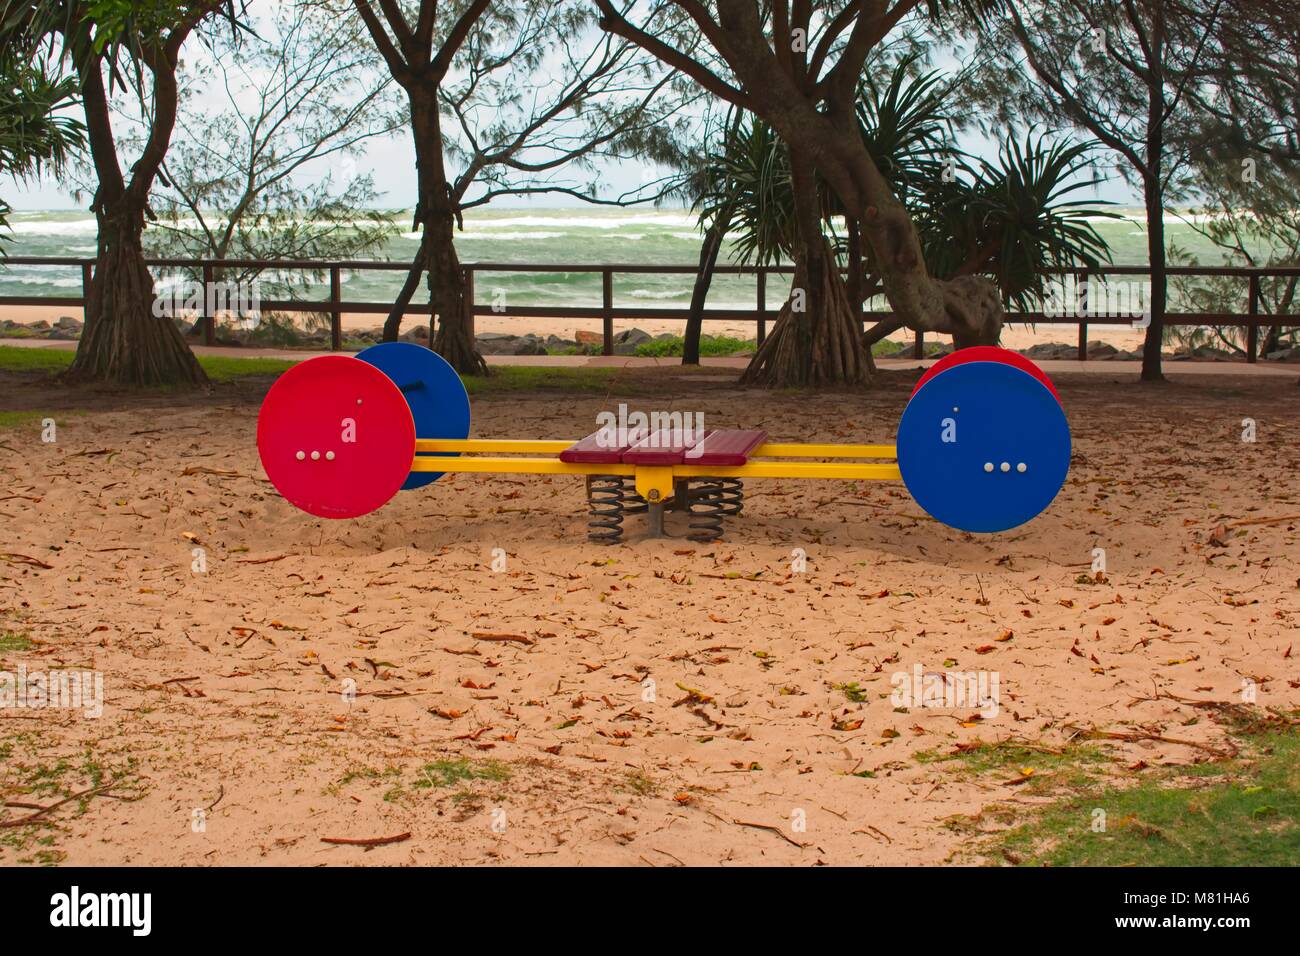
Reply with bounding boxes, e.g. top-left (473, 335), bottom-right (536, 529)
top-left (910, 346), bottom-right (1060, 402)
top-left (257, 356), bottom-right (415, 519)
